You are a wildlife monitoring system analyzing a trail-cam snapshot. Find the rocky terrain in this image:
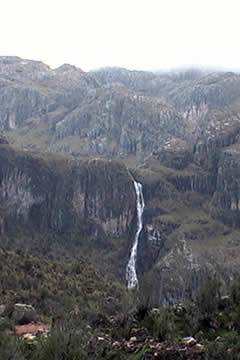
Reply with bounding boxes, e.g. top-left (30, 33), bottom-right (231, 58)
top-left (1, 57), bottom-right (240, 304)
